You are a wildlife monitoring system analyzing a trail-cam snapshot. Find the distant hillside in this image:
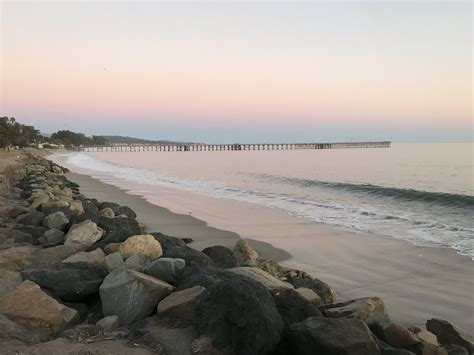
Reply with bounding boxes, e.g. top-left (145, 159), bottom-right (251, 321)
top-left (99, 136), bottom-right (189, 145)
